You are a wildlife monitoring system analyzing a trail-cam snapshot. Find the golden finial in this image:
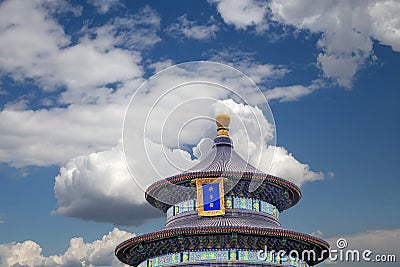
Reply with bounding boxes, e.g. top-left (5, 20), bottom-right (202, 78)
top-left (216, 114), bottom-right (230, 137)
